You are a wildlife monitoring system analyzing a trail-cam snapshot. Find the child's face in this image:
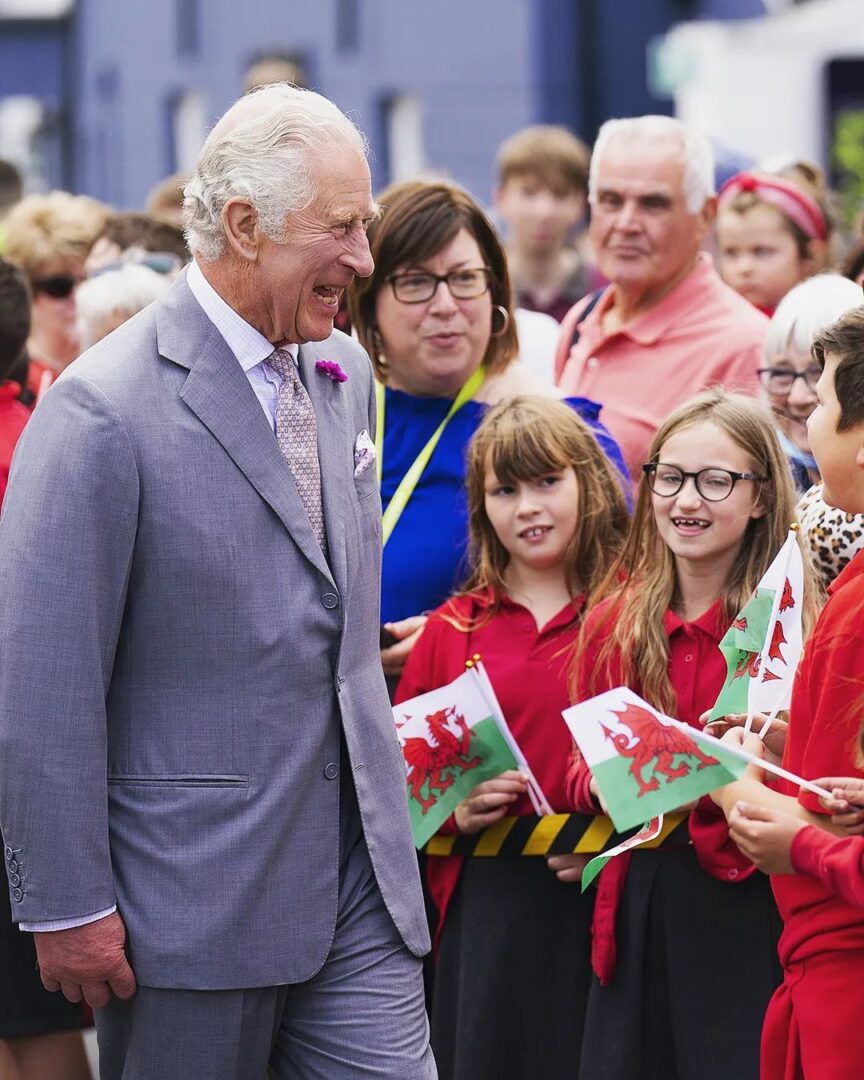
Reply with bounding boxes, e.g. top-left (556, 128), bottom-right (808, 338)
top-left (484, 466), bottom-right (580, 577)
top-left (650, 421), bottom-right (766, 572)
top-left (717, 204), bottom-right (808, 312)
top-left (495, 174), bottom-right (585, 254)
top-left (807, 353), bottom-right (864, 514)
top-left (759, 346), bottom-right (820, 453)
